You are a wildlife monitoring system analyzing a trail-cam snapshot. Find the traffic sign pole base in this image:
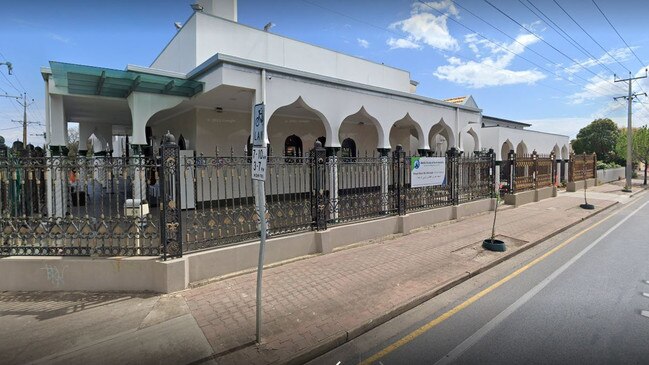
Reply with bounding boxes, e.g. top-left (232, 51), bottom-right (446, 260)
top-left (580, 203), bottom-right (595, 210)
